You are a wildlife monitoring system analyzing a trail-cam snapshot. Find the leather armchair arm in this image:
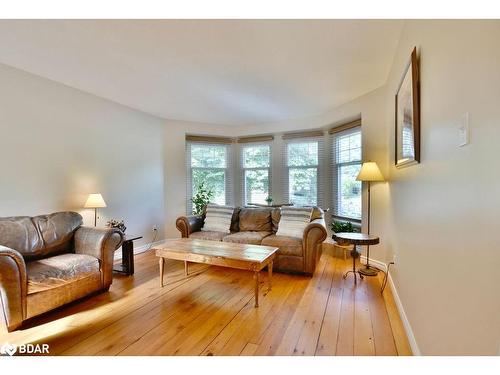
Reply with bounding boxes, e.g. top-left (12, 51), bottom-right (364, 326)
top-left (303, 218), bottom-right (328, 274)
top-left (176, 215), bottom-right (204, 238)
top-left (74, 227), bottom-right (123, 288)
top-left (0, 245), bottom-right (27, 332)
